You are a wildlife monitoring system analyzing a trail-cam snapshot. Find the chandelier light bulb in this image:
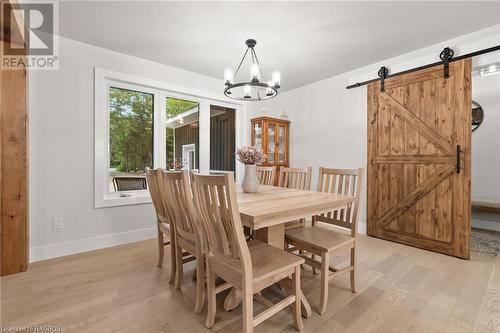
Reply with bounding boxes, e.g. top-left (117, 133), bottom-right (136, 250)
top-left (224, 68), bottom-right (234, 84)
top-left (244, 85), bottom-right (251, 98)
top-left (272, 71), bottom-right (281, 88)
top-left (250, 64), bottom-right (260, 82)
top-left (266, 87), bottom-right (273, 96)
